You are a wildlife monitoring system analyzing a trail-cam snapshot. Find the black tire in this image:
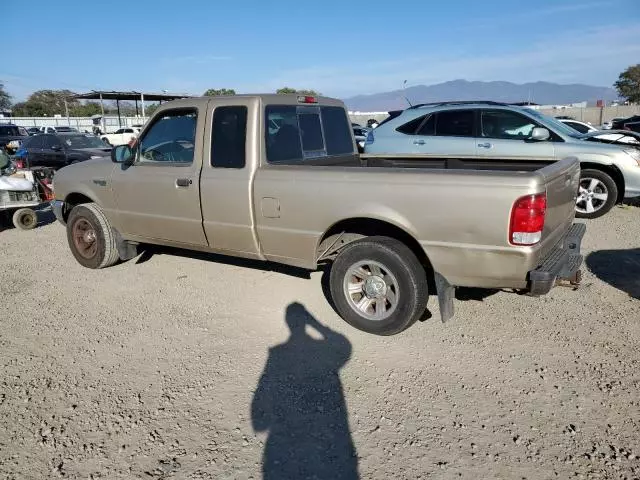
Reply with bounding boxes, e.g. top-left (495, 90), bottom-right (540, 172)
top-left (575, 169), bottom-right (618, 219)
top-left (66, 203), bottom-right (120, 269)
top-left (12, 208), bottom-right (38, 230)
top-left (329, 236), bottom-right (428, 336)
